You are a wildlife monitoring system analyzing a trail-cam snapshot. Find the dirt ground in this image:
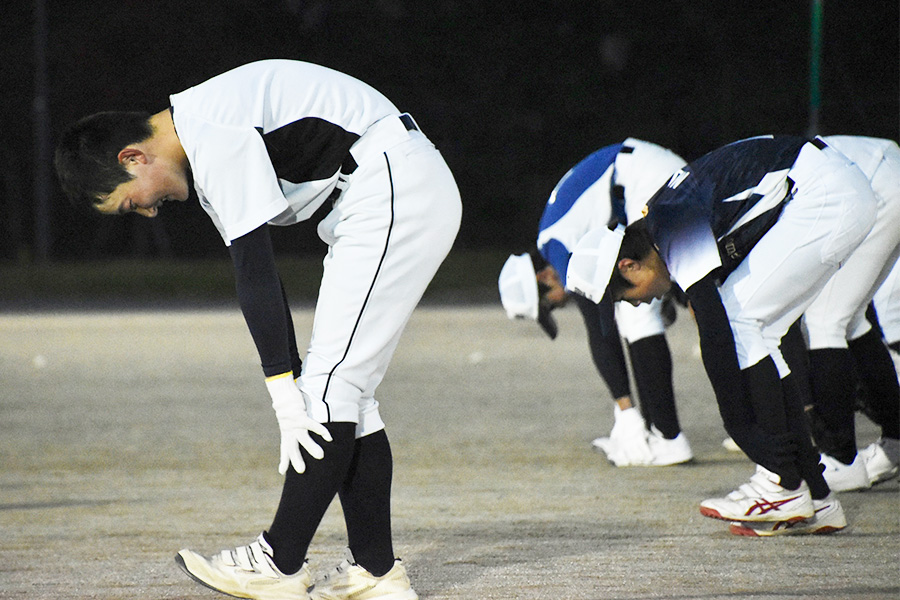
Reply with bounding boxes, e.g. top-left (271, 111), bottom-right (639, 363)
top-left (1, 304), bottom-right (897, 599)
